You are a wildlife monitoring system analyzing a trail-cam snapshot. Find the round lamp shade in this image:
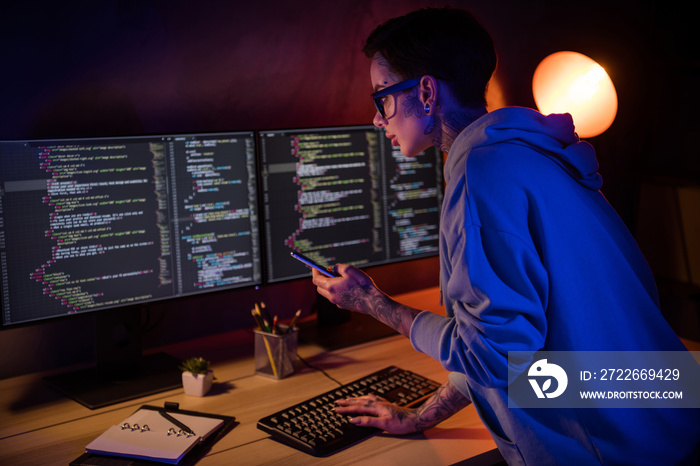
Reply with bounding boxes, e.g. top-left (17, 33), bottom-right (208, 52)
top-left (533, 51), bottom-right (617, 138)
